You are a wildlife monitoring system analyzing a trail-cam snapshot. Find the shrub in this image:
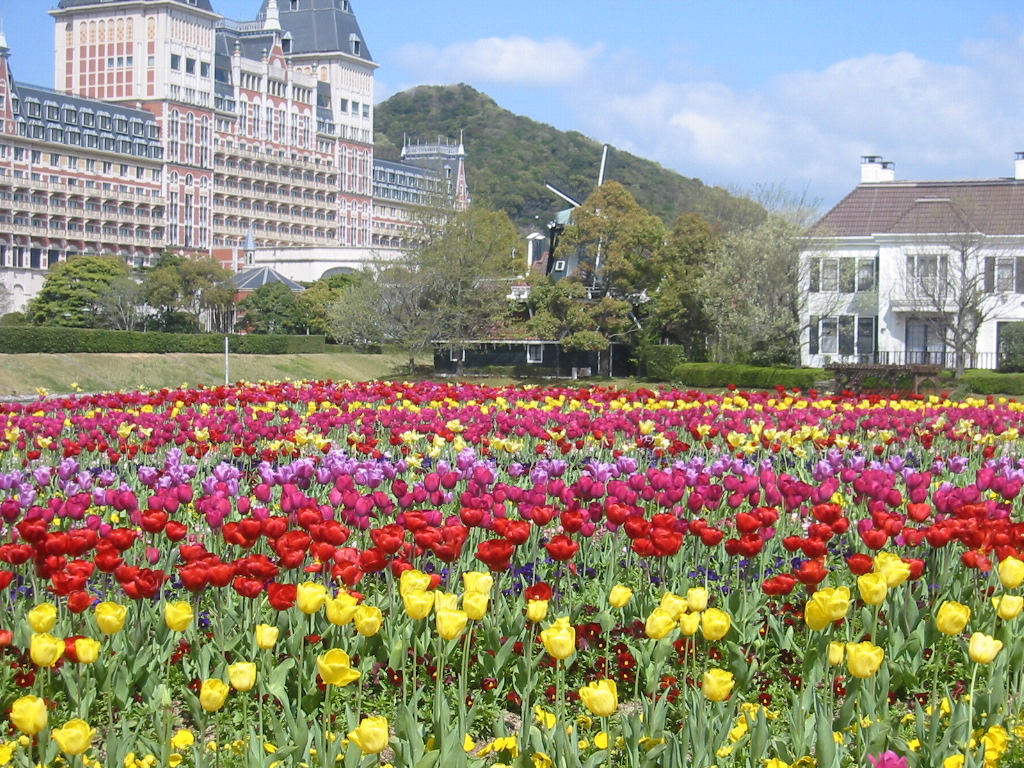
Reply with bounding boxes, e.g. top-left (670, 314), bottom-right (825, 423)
top-left (0, 327), bottom-right (326, 354)
top-left (670, 363), bottom-right (828, 391)
top-left (959, 370), bottom-right (1024, 396)
top-left (640, 345), bottom-right (687, 382)
top-left (999, 323), bottom-right (1024, 372)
